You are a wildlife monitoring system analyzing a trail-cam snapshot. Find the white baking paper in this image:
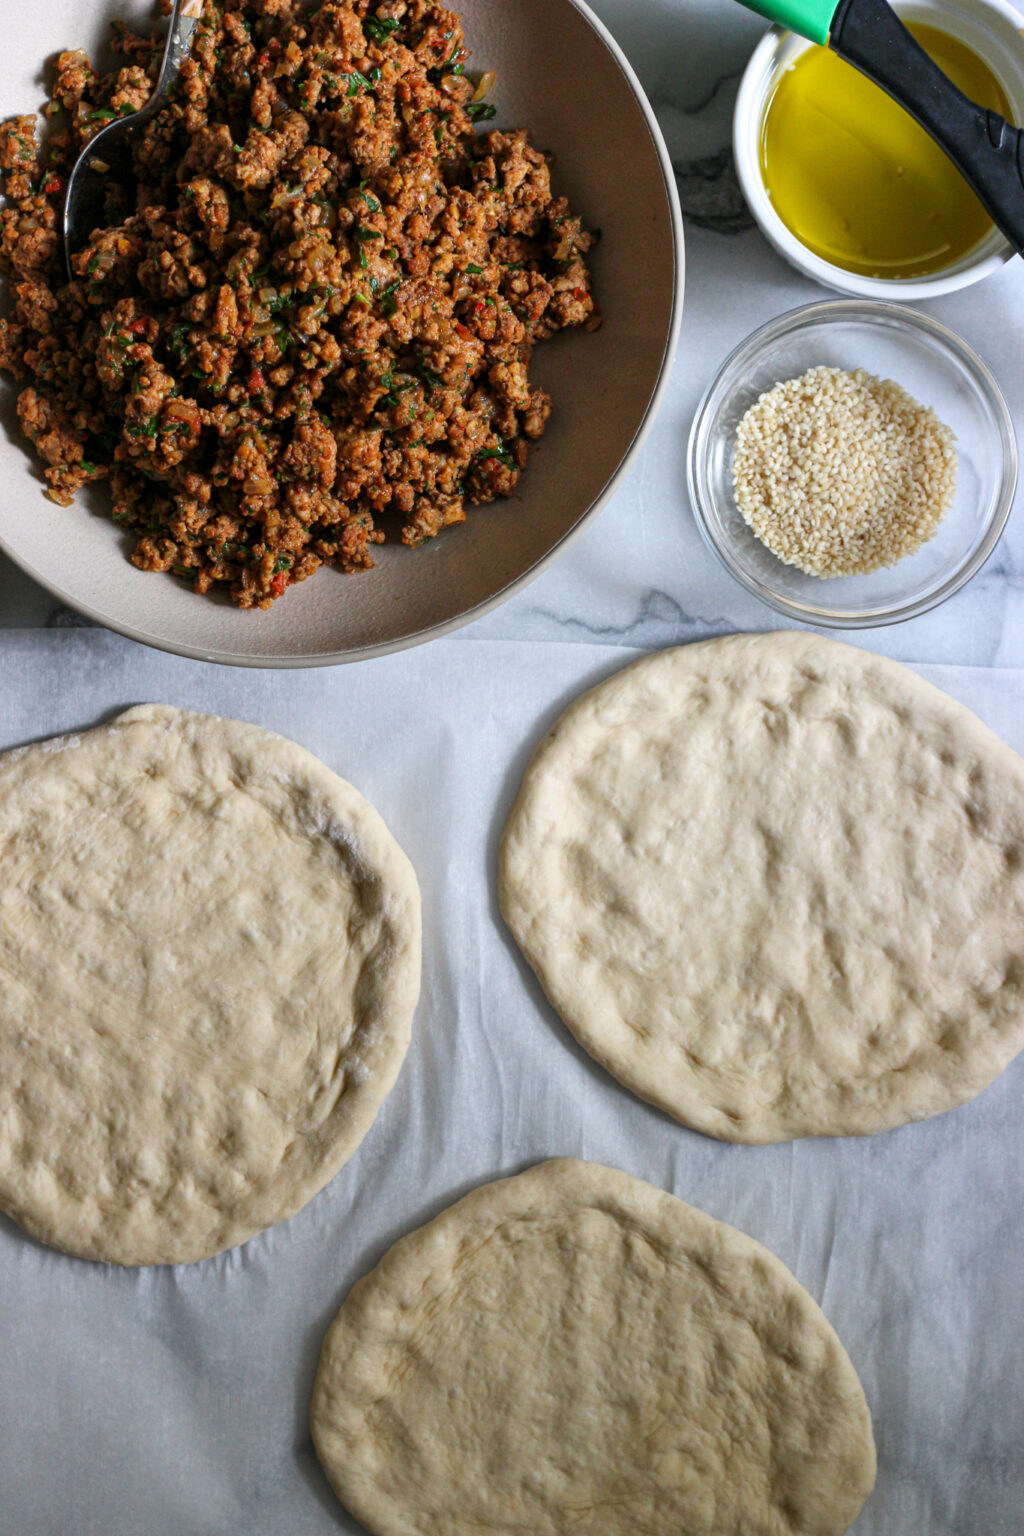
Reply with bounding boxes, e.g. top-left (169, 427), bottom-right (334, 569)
top-left (0, 628), bottom-right (1022, 1536)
